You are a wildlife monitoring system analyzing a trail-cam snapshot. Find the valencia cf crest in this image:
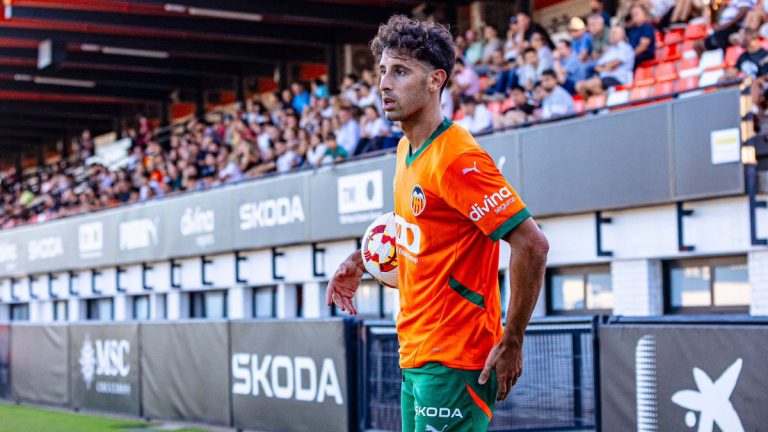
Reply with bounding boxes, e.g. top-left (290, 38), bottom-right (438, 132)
top-left (410, 185), bottom-right (426, 216)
